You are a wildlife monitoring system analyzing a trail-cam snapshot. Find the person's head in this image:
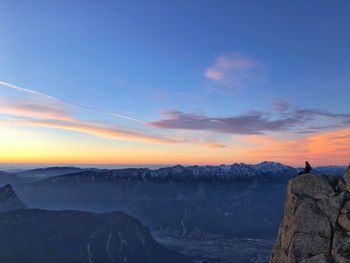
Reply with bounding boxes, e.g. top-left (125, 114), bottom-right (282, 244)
top-left (305, 161), bottom-right (310, 166)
